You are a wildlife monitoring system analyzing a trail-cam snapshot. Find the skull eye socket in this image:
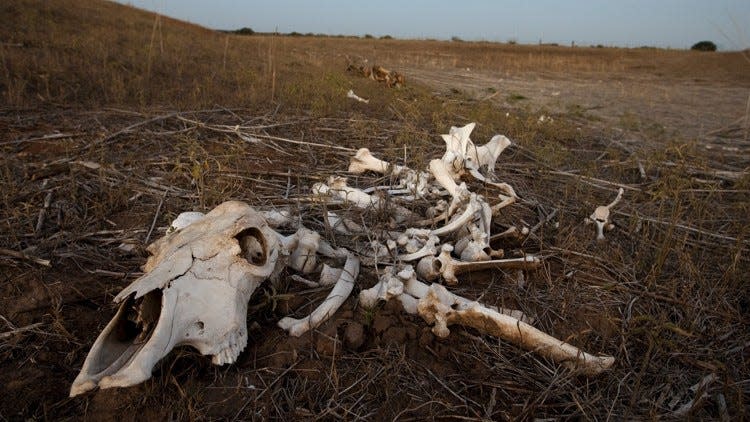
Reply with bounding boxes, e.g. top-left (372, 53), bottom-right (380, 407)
top-left (236, 227), bottom-right (267, 265)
